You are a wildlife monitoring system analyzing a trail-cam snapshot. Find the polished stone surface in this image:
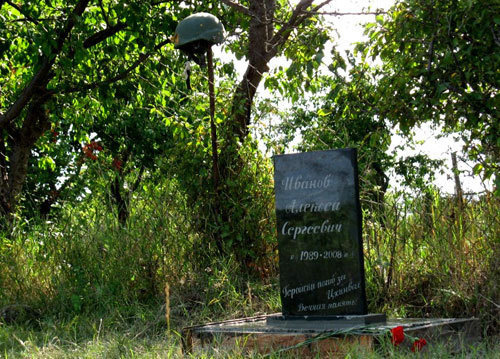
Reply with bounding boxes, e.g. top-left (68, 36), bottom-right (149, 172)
top-left (266, 313), bottom-right (387, 329)
top-left (273, 149), bottom-right (367, 317)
